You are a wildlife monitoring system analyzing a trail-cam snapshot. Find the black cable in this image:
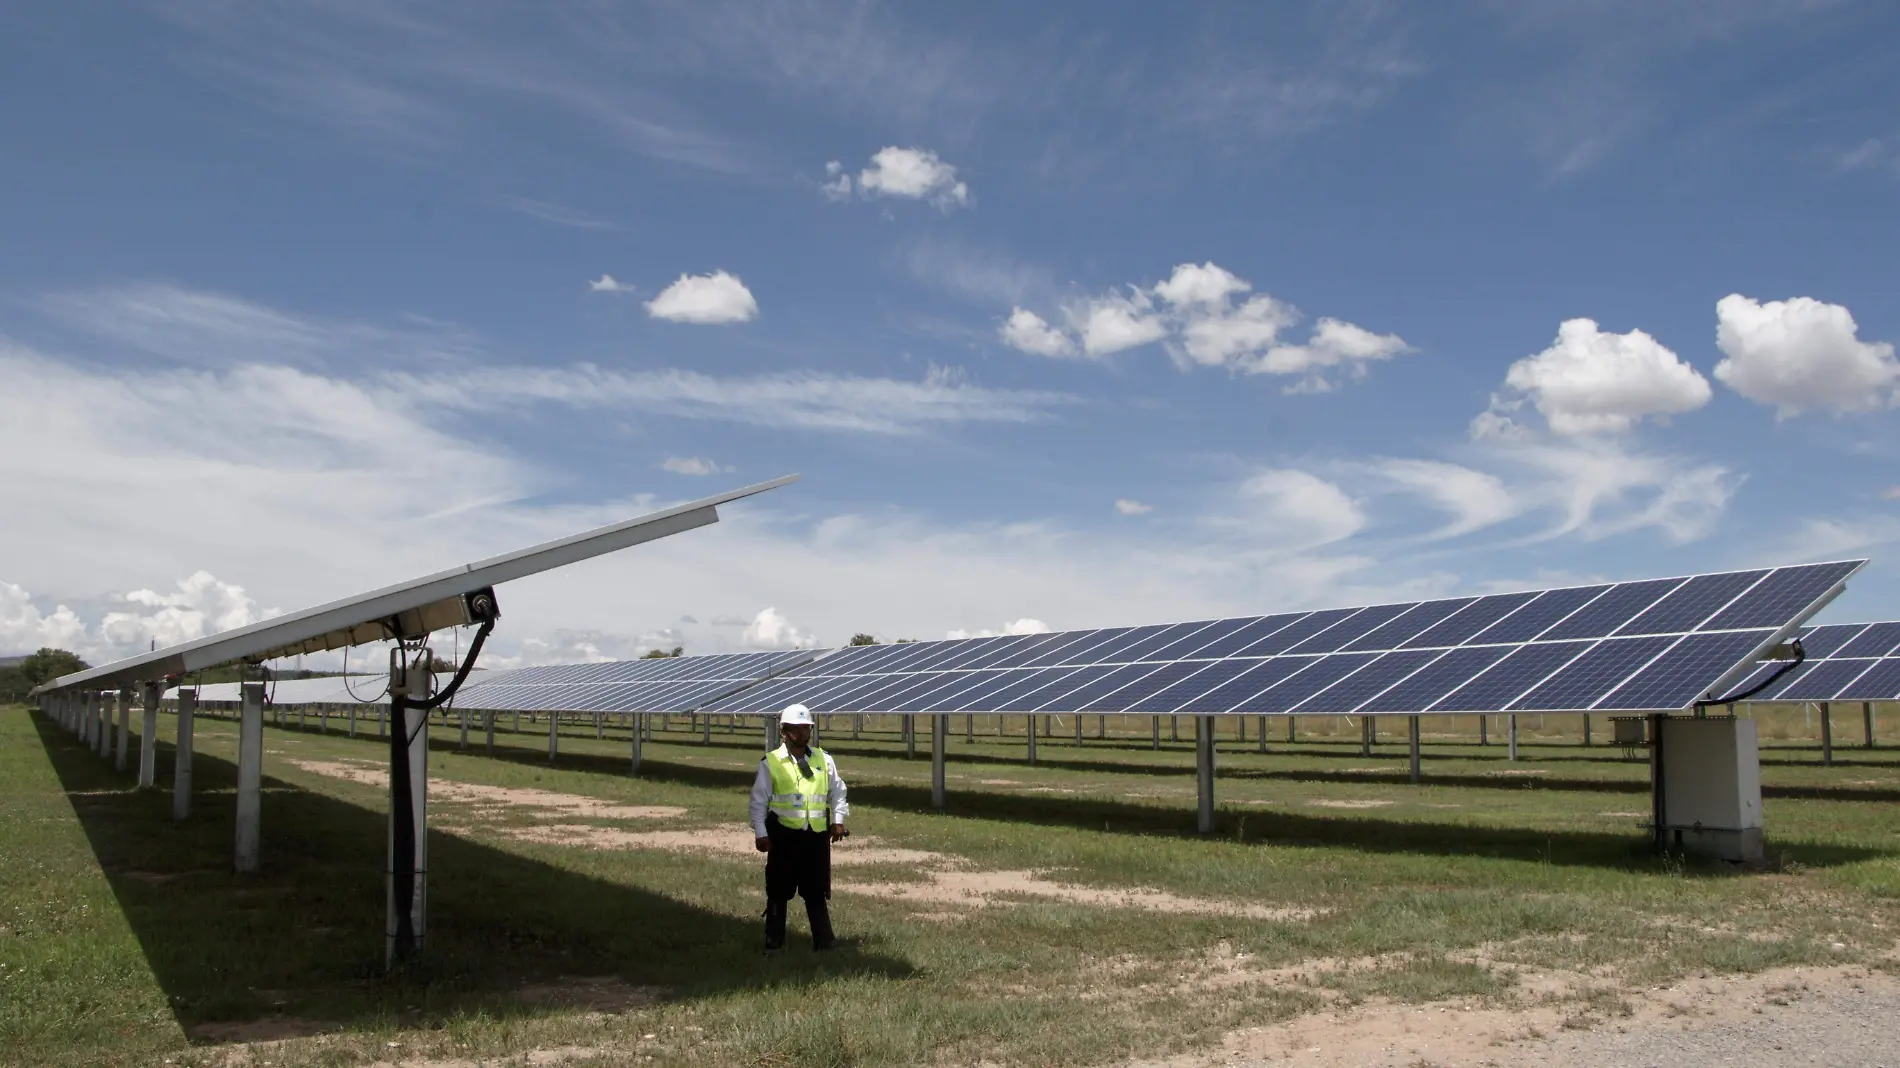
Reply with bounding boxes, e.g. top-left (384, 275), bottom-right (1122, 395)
top-left (1697, 639), bottom-right (1805, 711)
